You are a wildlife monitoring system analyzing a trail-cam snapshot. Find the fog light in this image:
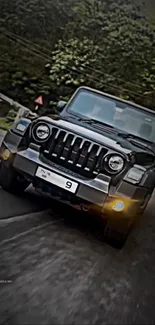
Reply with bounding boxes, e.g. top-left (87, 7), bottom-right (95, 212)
top-left (16, 123), bottom-right (27, 132)
top-left (112, 200), bottom-right (125, 212)
top-left (2, 149), bottom-right (11, 161)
